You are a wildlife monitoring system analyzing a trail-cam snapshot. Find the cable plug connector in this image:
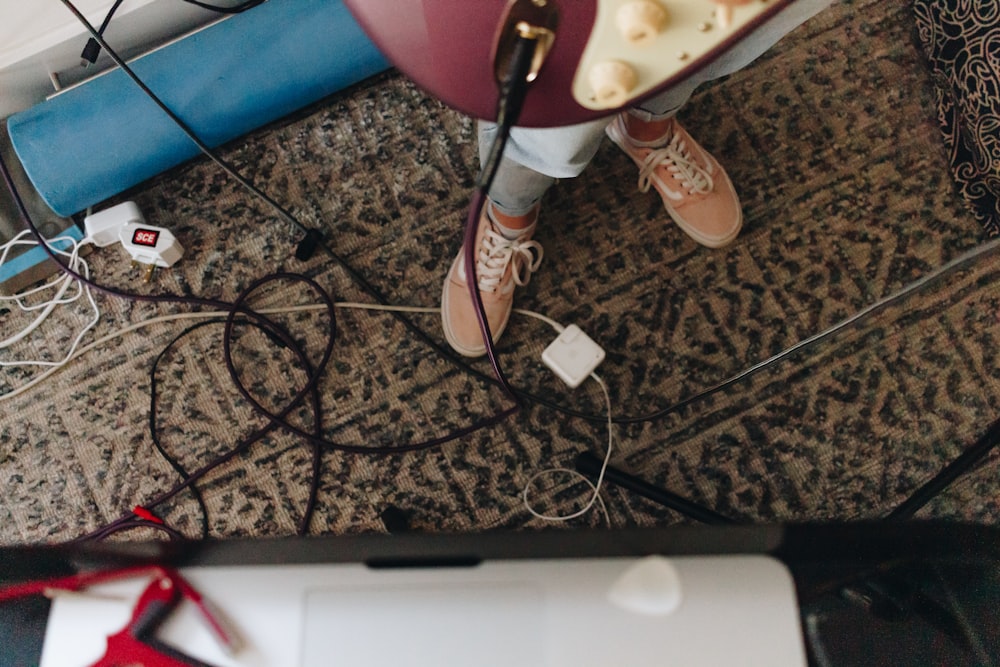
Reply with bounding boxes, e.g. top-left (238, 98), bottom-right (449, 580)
top-left (120, 222), bottom-right (184, 282)
top-left (295, 228), bottom-right (323, 261)
top-left (80, 37), bottom-right (101, 67)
